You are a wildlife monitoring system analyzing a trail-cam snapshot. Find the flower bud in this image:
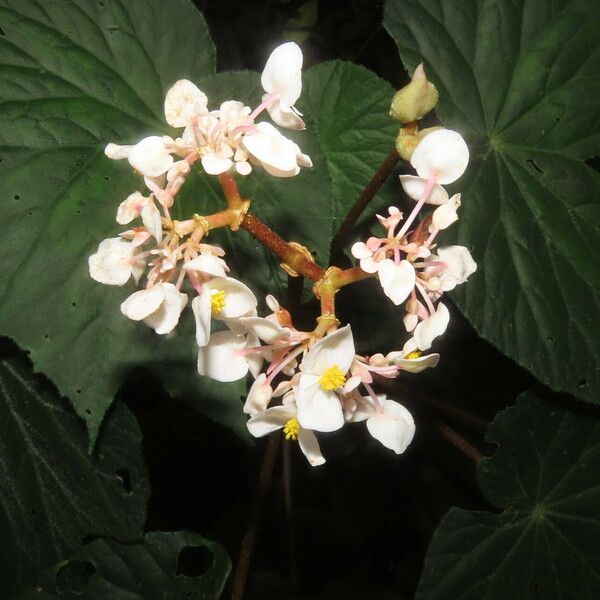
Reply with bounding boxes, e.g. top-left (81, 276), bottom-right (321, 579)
top-left (389, 64), bottom-right (439, 124)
